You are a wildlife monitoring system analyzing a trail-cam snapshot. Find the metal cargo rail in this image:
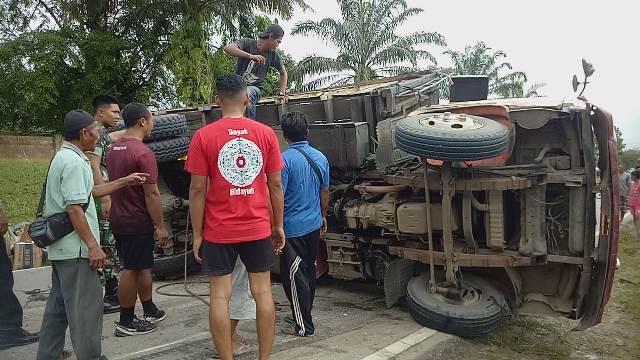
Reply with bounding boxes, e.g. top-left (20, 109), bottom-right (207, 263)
top-left (155, 71), bottom-right (446, 147)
